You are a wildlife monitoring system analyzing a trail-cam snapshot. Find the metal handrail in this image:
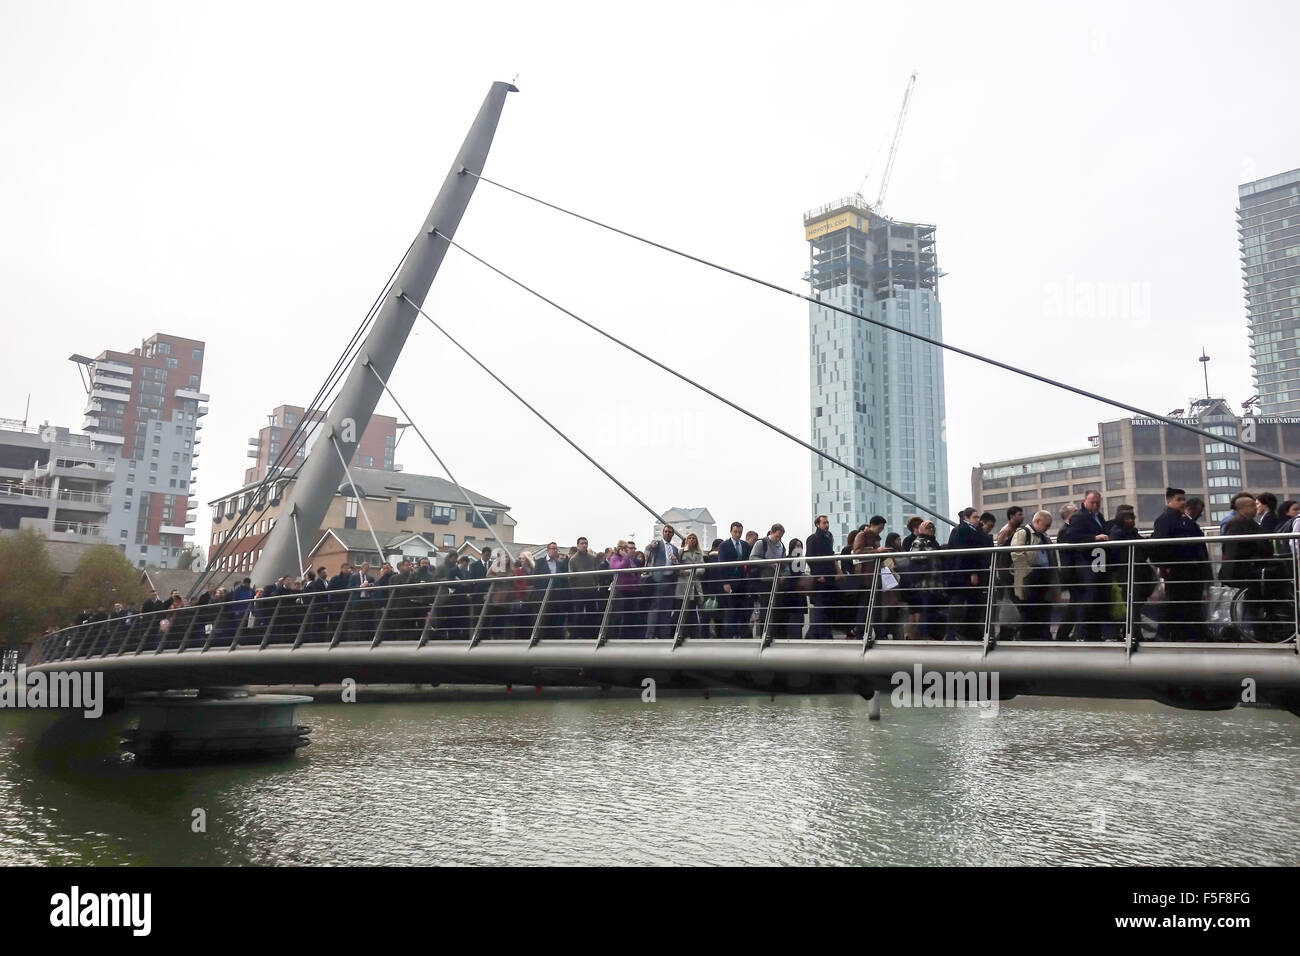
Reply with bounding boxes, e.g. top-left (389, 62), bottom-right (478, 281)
top-left (26, 530), bottom-right (1300, 667)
